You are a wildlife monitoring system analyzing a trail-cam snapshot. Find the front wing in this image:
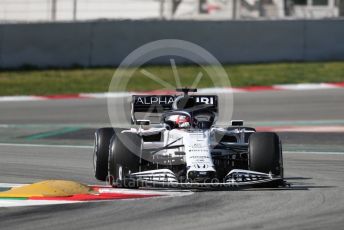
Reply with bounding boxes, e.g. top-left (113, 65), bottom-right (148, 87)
top-left (125, 169), bottom-right (285, 189)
